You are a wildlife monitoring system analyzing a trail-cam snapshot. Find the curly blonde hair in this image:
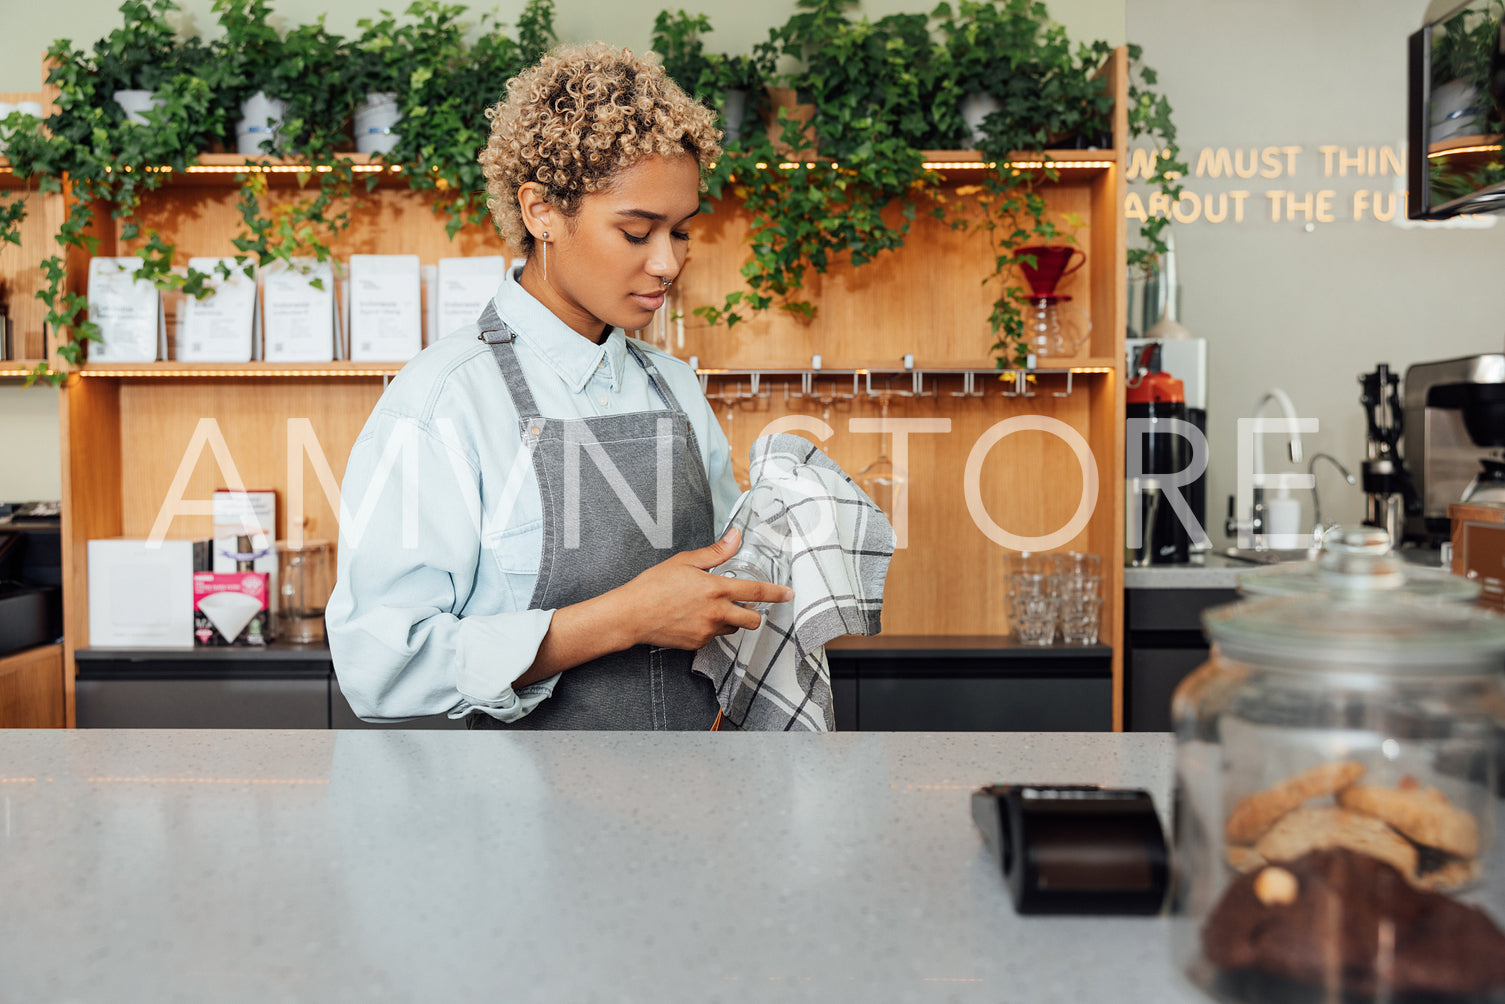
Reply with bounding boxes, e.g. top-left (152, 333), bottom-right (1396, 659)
top-left (481, 43), bottom-right (722, 256)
